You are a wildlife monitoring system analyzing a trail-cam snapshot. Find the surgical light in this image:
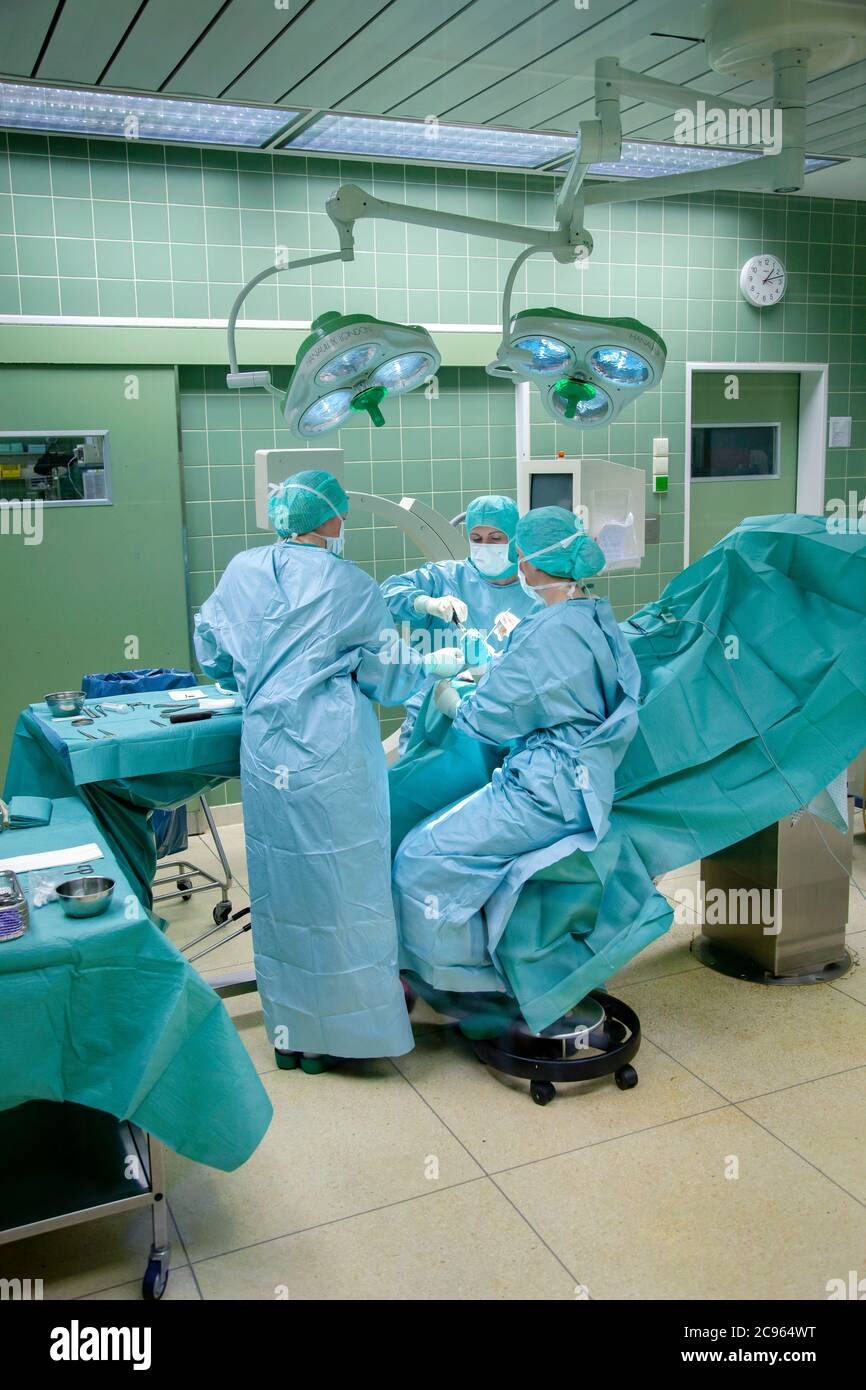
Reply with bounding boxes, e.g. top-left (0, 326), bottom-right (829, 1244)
top-left (511, 335), bottom-right (574, 375)
top-left (588, 346), bottom-right (652, 386)
top-left (489, 307), bottom-right (666, 429)
top-left (283, 311), bottom-right (440, 438)
top-left (549, 379), bottom-right (612, 424)
top-left (368, 353), bottom-right (432, 392)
